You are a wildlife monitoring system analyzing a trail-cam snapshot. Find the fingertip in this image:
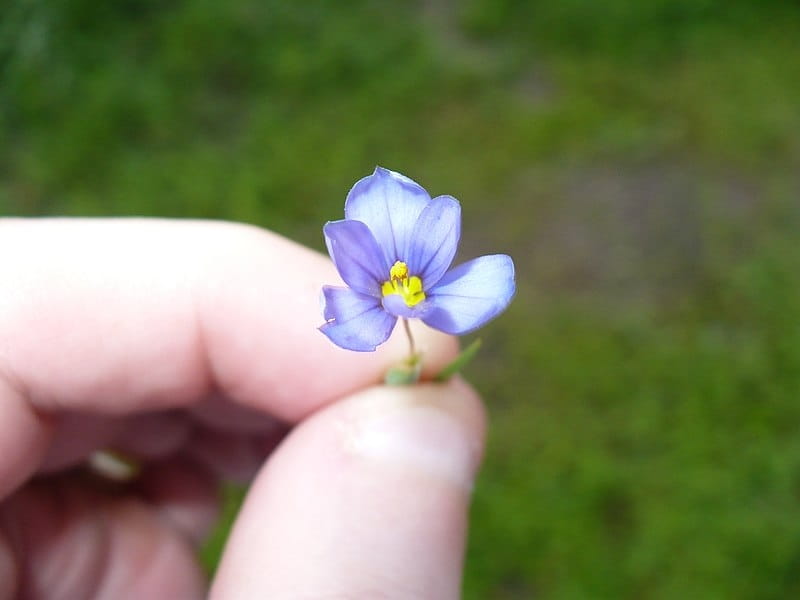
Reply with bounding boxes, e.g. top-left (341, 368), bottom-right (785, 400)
top-left (340, 380), bottom-right (486, 489)
top-left (212, 379), bottom-right (486, 599)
